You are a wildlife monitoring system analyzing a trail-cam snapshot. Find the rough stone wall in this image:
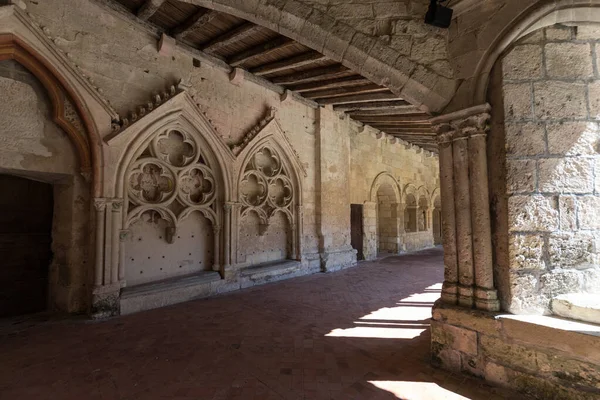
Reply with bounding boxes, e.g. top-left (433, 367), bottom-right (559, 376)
top-left (298, 0), bottom-right (453, 81)
top-left (0, 60), bottom-right (91, 313)
top-left (499, 25), bottom-right (600, 314)
top-left (432, 302), bottom-right (600, 400)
